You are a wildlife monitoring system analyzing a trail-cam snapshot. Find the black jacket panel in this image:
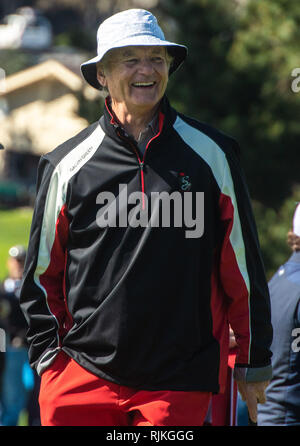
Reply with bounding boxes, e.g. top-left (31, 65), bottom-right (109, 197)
top-left (20, 96), bottom-right (272, 392)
